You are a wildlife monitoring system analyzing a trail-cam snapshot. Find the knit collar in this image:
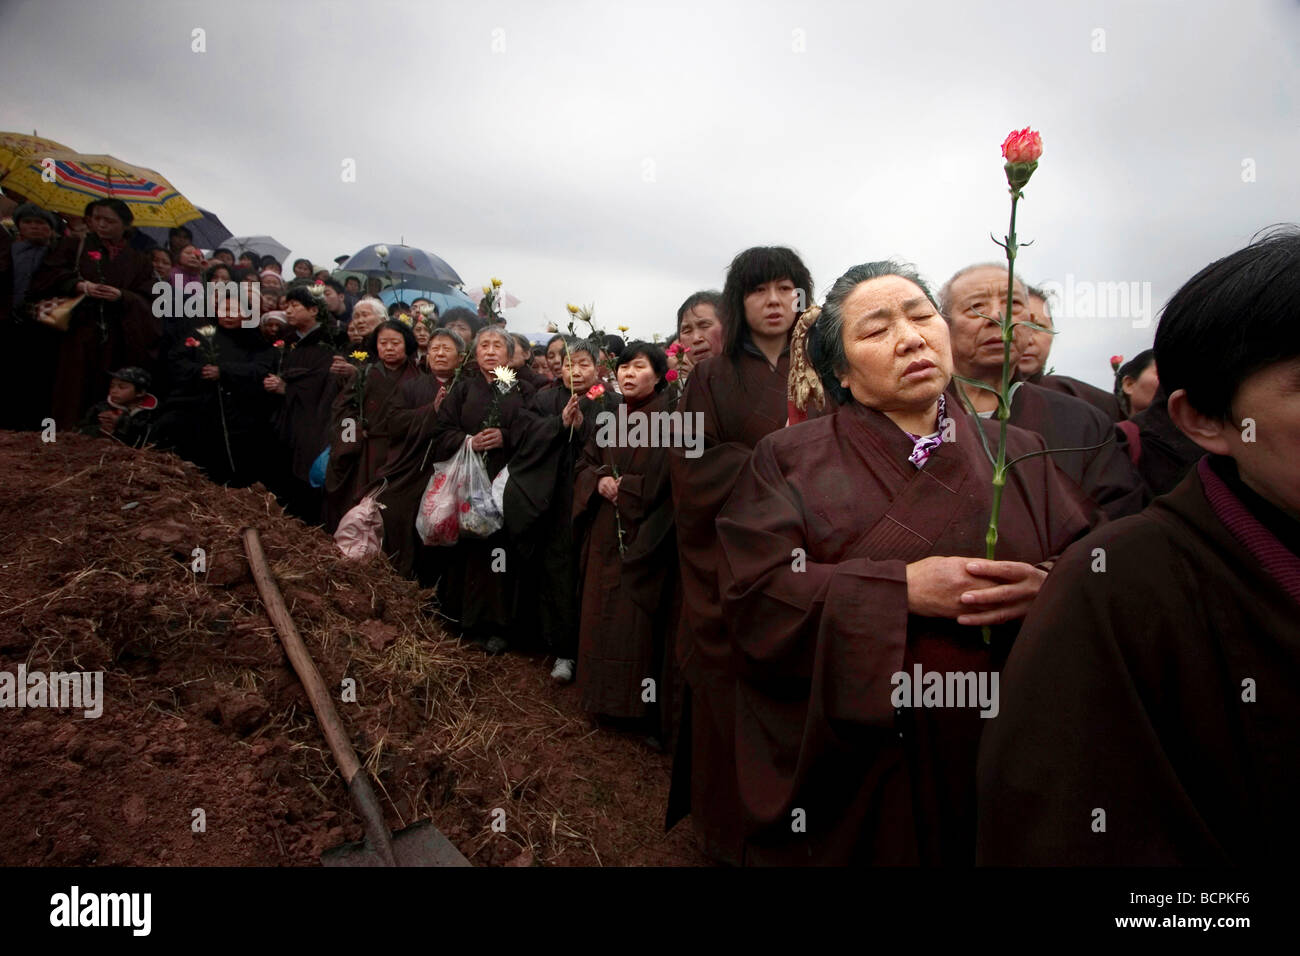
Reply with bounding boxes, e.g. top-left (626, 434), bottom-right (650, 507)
top-left (1199, 457), bottom-right (1300, 606)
